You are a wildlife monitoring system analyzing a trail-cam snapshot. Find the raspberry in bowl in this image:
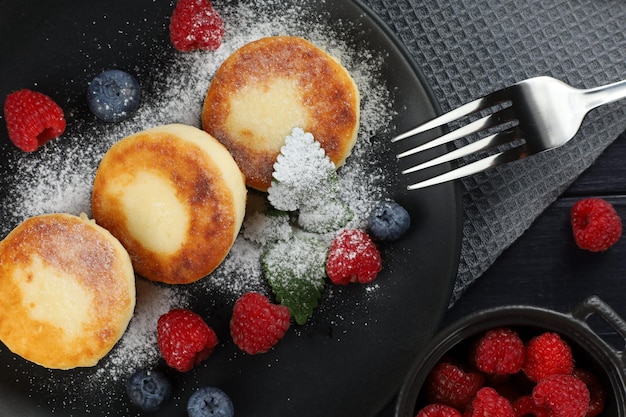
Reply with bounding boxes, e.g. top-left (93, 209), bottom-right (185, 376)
top-left (395, 296), bottom-right (626, 417)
